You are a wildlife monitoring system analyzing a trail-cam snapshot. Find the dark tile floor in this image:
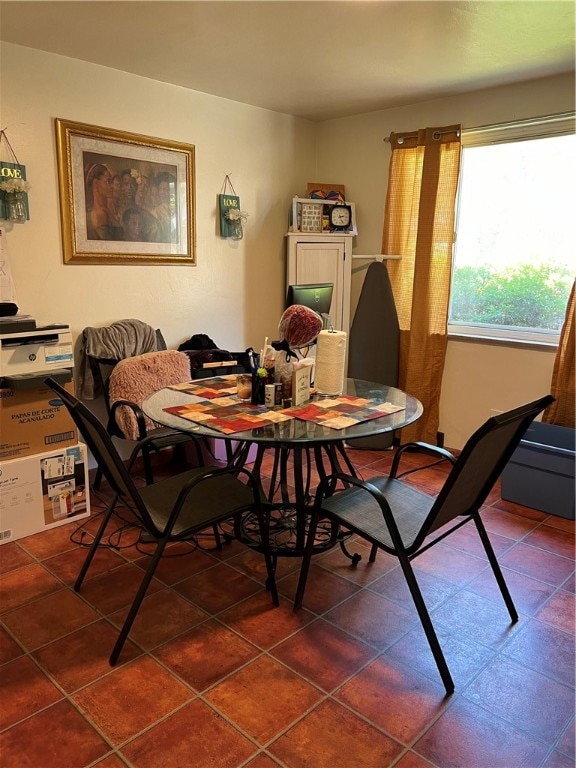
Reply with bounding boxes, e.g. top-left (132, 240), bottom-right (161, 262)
top-left (0, 447), bottom-right (574, 768)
